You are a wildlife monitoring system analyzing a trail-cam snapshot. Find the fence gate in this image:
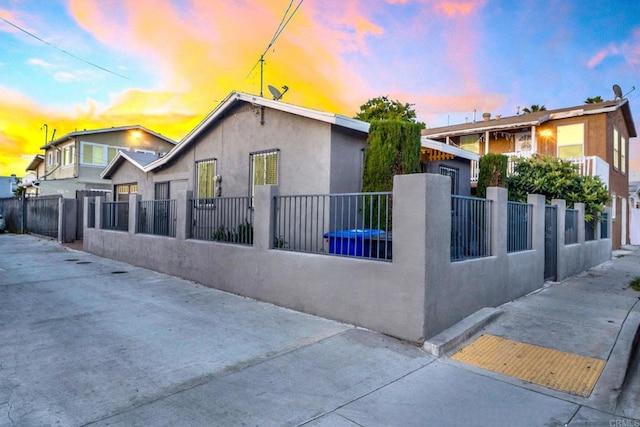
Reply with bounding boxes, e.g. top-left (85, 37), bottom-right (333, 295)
top-left (76, 190), bottom-right (109, 239)
top-left (544, 205), bottom-right (557, 281)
